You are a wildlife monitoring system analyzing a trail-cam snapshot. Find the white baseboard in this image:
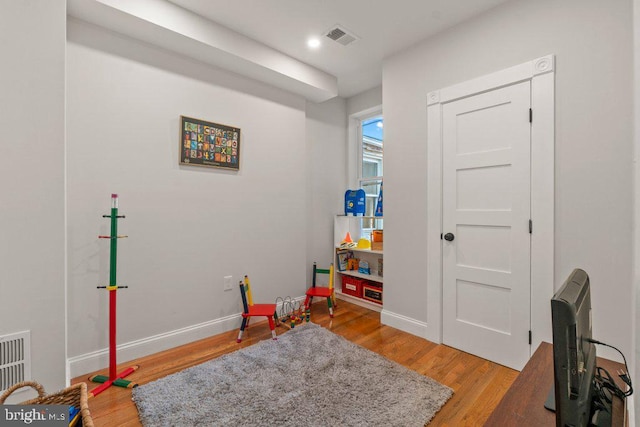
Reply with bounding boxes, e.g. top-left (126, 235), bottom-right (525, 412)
top-left (380, 309), bottom-right (430, 340)
top-left (67, 313), bottom-right (242, 378)
top-left (68, 296), bottom-right (307, 379)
